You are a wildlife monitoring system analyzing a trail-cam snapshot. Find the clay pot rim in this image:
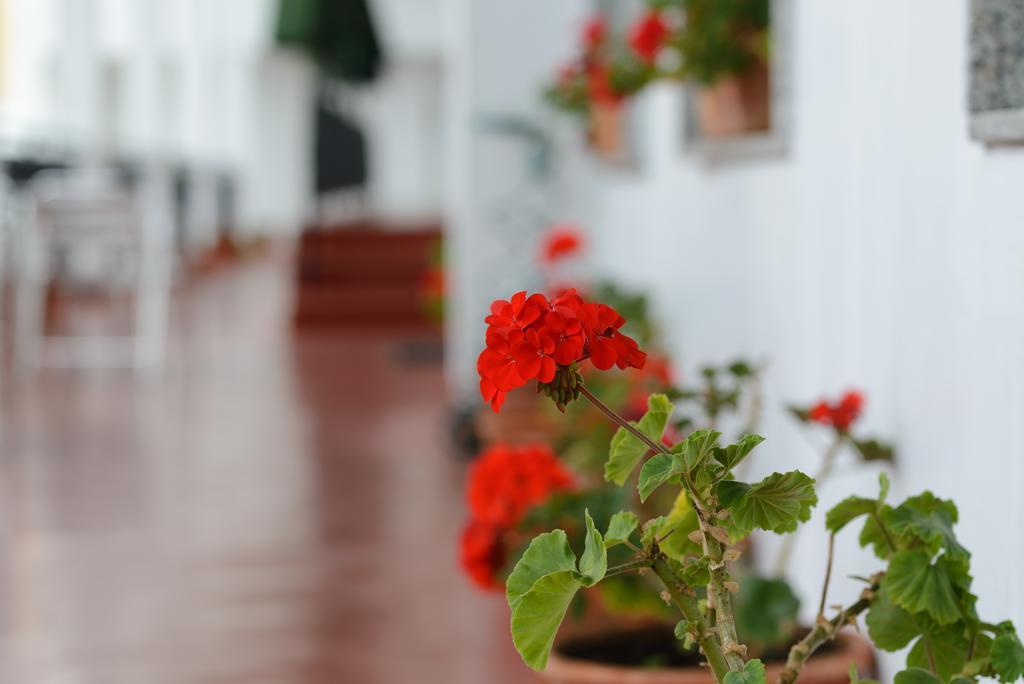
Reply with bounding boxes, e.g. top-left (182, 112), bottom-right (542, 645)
top-left (545, 629), bottom-right (875, 684)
